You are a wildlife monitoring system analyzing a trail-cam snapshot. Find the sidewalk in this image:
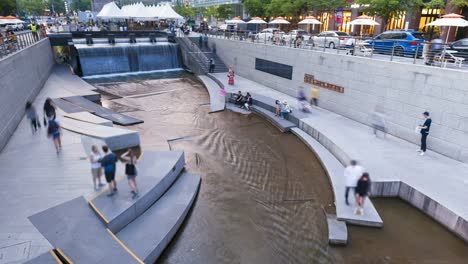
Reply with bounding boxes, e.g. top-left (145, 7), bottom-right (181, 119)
top-left (212, 72), bottom-right (468, 240)
top-left (0, 66), bottom-right (101, 262)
